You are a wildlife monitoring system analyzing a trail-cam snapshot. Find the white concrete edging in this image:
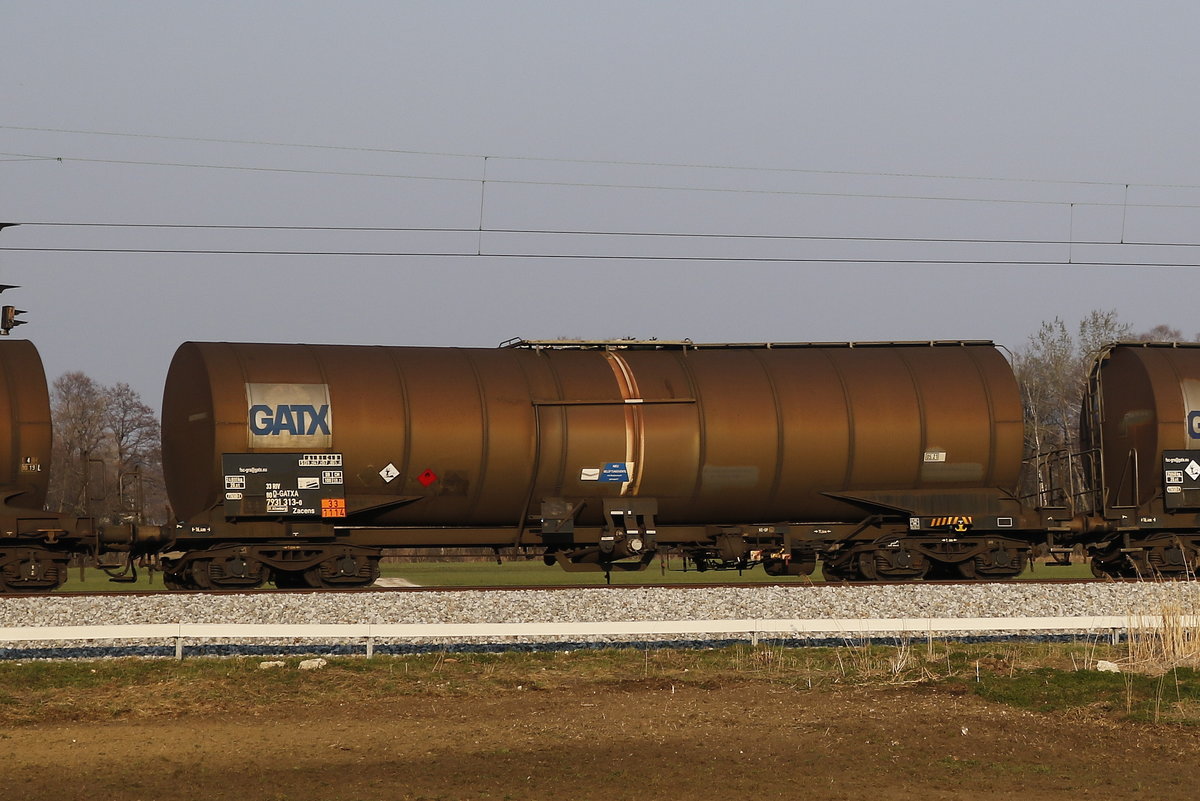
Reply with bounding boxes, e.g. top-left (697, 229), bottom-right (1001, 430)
top-left (1, 615), bottom-right (1193, 658)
